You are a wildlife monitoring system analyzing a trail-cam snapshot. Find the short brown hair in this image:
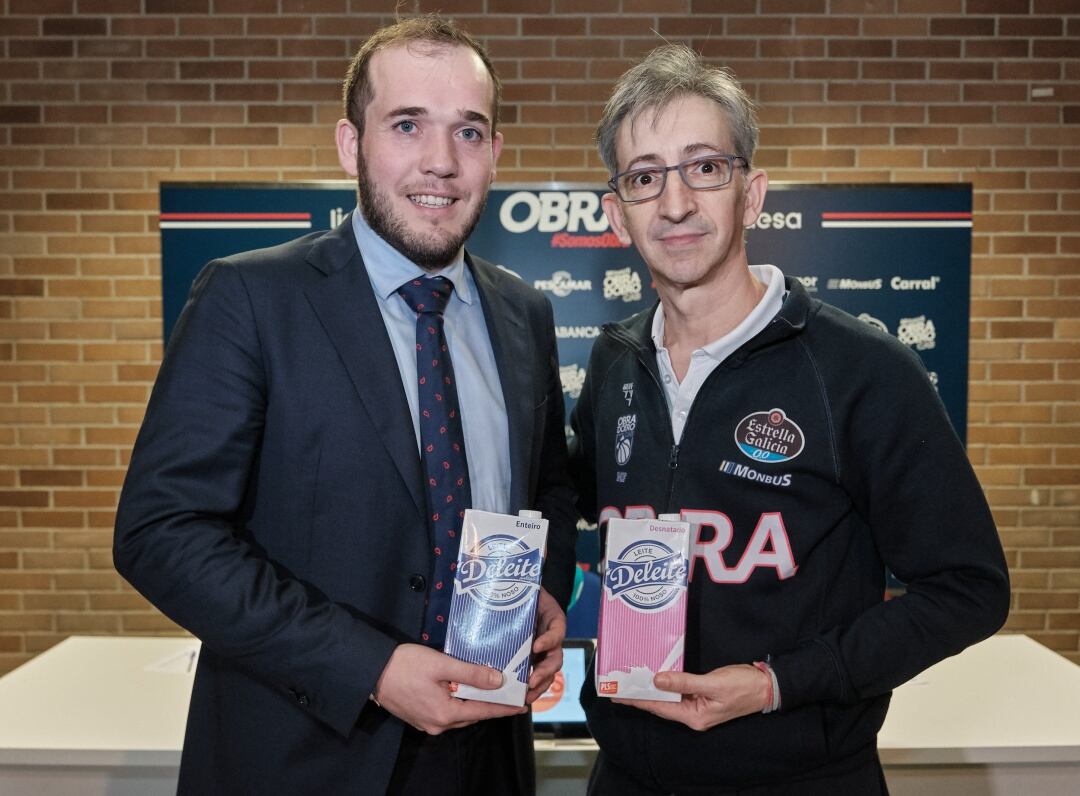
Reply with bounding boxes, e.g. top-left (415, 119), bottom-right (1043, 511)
top-left (342, 15), bottom-right (501, 138)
